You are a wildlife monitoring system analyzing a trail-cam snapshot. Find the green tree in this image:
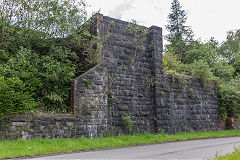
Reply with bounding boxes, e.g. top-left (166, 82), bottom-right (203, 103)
top-left (0, 0), bottom-right (87, 38)
top-left (212, 61), bottom-right (235, 81)
top-left (0, 0), bottom-right (87, 56)
top-left (166, 0), bottom-right (193, 61)
top-left (183, 38), bottom-right (219, 65)
top-left (188, 60), bottom-right (215, 80)
top-left (220, 30), bottom-right (240, 63)
top-left (219, 29), bottom-right (240, 76)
